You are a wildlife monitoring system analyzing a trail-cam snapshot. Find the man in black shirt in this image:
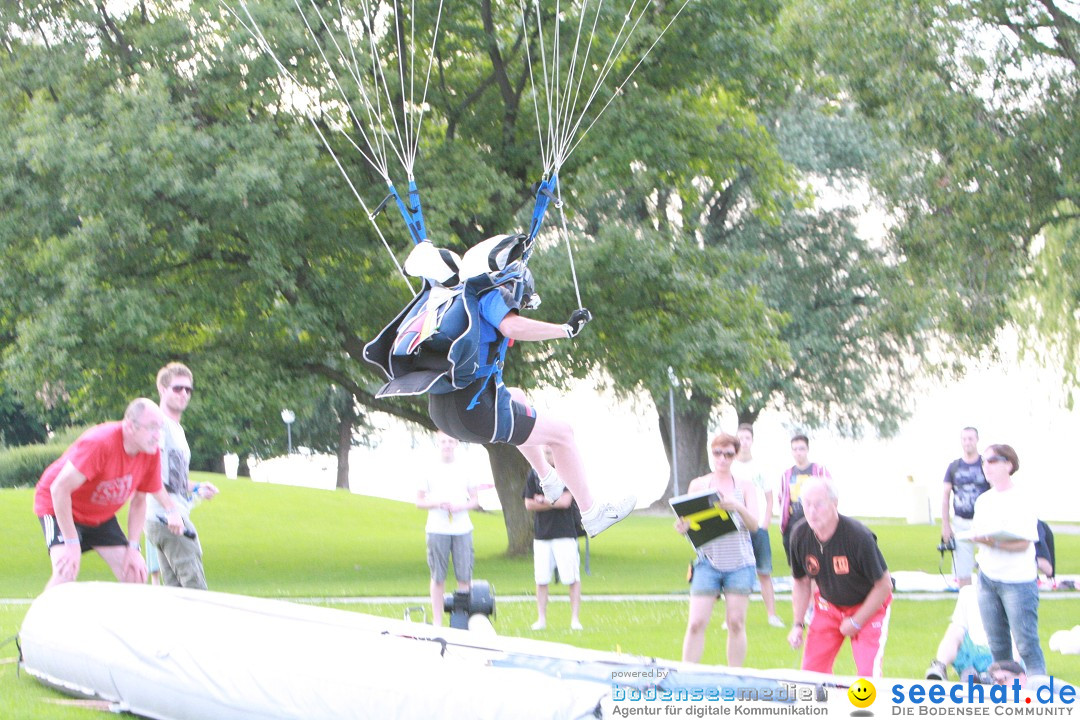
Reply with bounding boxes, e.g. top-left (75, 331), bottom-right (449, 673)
top-left (787, 477), bottom-right (893, 676)
top-left (523, 449), bottom-right (584, 631)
